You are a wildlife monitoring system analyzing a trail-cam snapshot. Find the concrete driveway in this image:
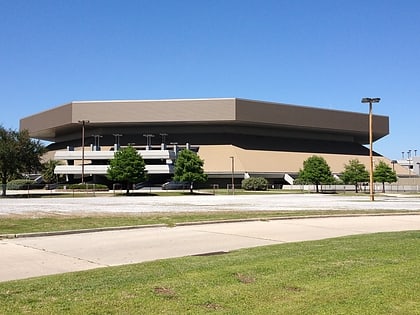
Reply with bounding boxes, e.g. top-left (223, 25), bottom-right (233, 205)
top-left (1, 214), bottom-right (419, 282)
